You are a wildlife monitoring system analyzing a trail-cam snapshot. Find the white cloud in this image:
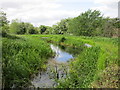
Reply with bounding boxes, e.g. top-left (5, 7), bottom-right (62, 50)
top-left (93, 0), bottom-right (118, 4)
top-left (0, 0), bottom-right (119, 26)
top-left (0, 0), bottom-right (81, 26)
top-left (92, 0), bottom-right (119, 17)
